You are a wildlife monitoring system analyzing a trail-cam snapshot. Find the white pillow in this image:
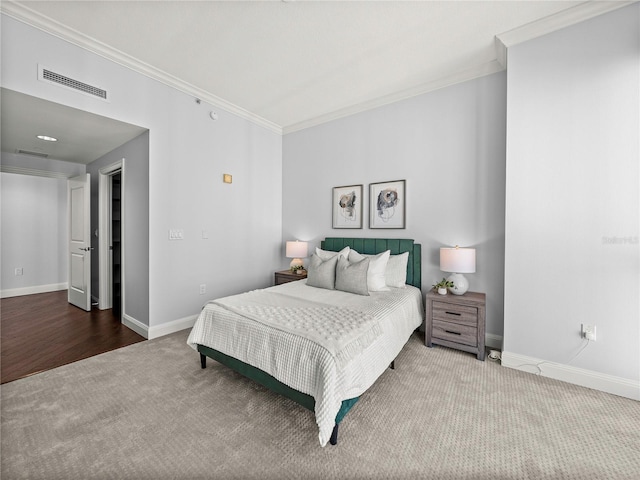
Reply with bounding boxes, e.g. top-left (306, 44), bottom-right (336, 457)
top-left (348, 249), bottom-right (390, 292)
top-left (315, 246), bottom-right (350, 261)
top-left (385, 252), bottom-right (409, 288)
